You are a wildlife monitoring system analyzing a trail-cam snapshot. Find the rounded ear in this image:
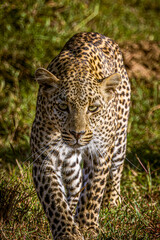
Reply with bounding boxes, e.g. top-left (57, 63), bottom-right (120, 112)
top-left (100, 73), bottom-right (121, 101)
top-left (35, 67), bottom-right (60, 89)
